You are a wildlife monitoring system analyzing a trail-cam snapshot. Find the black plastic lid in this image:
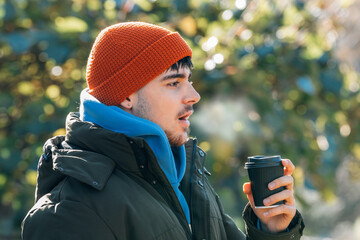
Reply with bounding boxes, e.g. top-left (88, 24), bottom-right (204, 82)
top-left (244, 155), bottom-right (282, 169)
